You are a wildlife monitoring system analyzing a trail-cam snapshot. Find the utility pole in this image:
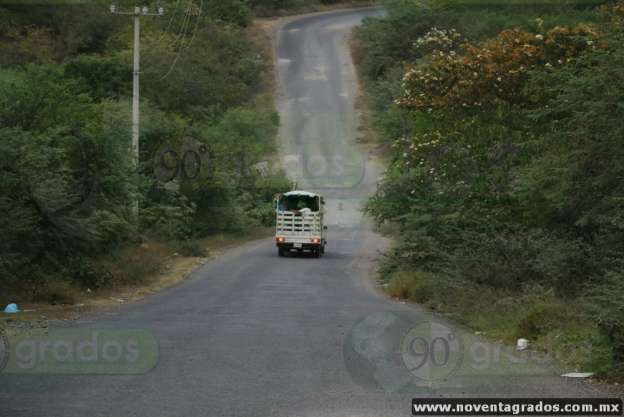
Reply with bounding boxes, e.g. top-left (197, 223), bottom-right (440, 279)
top-left (110, 4), bottom-right (164, 217)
